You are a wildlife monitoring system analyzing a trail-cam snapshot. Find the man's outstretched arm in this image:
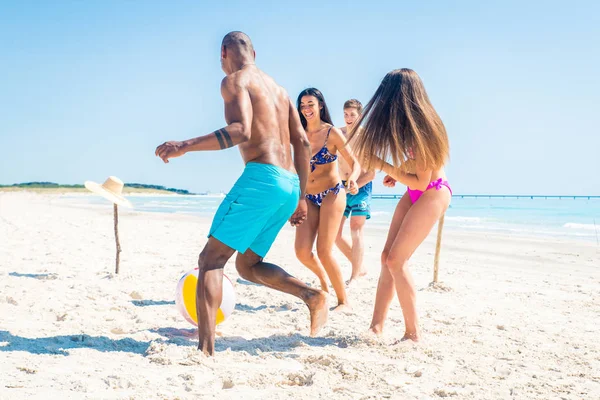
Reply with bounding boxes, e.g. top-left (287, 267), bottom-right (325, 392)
top-left (288, 97), bottom-right (311, 226)
top-left (155, 76), bottom-right (253, 162)
top-left (288, 98), bottom-right (311, 199)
